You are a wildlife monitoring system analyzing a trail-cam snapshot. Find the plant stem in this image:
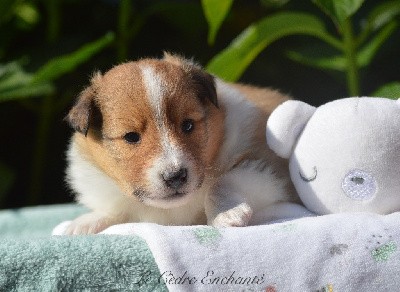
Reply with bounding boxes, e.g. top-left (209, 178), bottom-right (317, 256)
top-left (28, 95), bottom-right (54, 205)
top-left (315, 31), bottom-right (343, 51)
top-left (45, 0), bottom-right (60, 43)
top-left (342, 18), bottom-right (360, 96)
top-left (117, 0), bottom-right (133, 61)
